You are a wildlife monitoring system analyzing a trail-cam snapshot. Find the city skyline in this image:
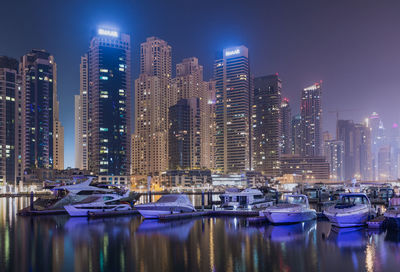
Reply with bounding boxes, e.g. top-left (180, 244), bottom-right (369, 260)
top-left (1, 1), bottom-right (400, 168)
